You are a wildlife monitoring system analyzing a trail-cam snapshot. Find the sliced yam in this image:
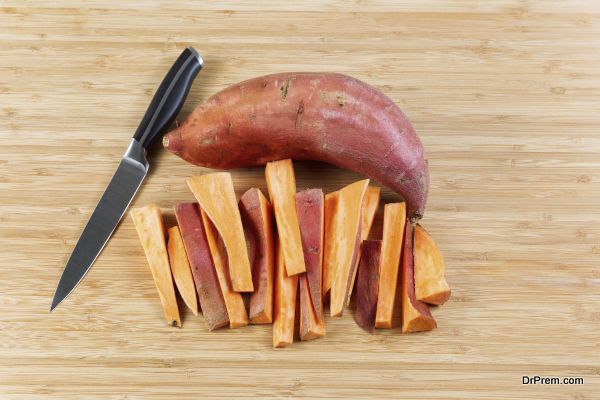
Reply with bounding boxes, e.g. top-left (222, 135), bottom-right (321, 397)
top-left (402, 223), bottom-right (437, 333)
top-left (131, 205), bottom-right (180, 327)
top-left (375, 203), bottom-right (406, 328)
top-left (414, 224), bottom-right (451, 305)
top-left (167, 226), bottom-right (198, 316)
top-left (347, 185), bottom-right (381, 305)
top-left (186, 173), bottom-right (253, 292)
top-left (322, 190), bottom-right (339, 300)
top-left (265, 159), bottom-right (306, 276)
top-left (239, 188), bottom-right (275, 324)
top-left (354, 240), bottom-right (382, 333)
top-left (299, 274), bottom-right (326, 341)
top-left (329, 179), bottom-right (369, 317)
top-left (273, 242), bottom-right (299, 348)
top-left (175, 203), bottom-right (229, 331)
top-left (360, 186), bottom-right (381, 241)
top-left (295, 189), bottom-right (324, 322)
top-left (200, 210), bottom-right (249, 328)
